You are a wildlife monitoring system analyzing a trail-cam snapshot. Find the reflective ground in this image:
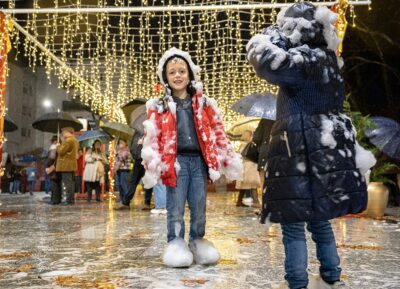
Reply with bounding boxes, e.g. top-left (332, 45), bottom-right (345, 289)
top-left (0, 191), bottom-right (399, 289)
